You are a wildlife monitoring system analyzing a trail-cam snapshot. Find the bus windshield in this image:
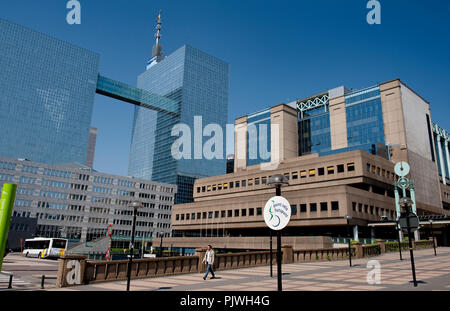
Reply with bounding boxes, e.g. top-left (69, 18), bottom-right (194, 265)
top-left (51, 239), bottom-right (67, 249)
